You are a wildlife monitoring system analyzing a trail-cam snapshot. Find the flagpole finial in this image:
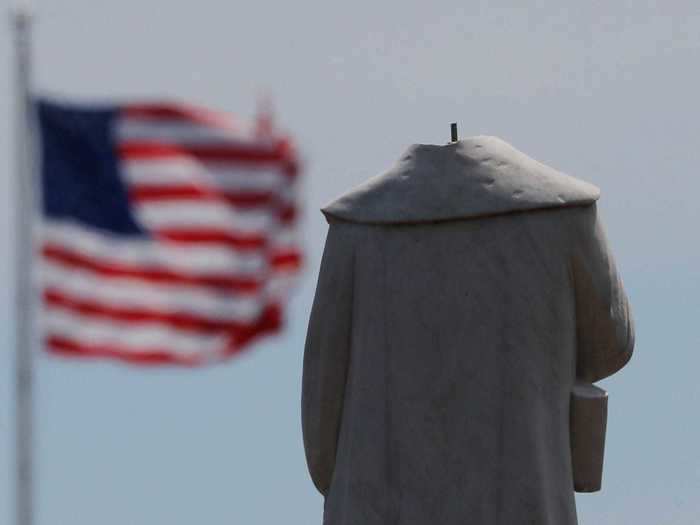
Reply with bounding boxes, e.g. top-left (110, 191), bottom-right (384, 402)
top-left (10, 1), bottom-right (33, 24)
top-left (10, 2), bottom-right (34, 47)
